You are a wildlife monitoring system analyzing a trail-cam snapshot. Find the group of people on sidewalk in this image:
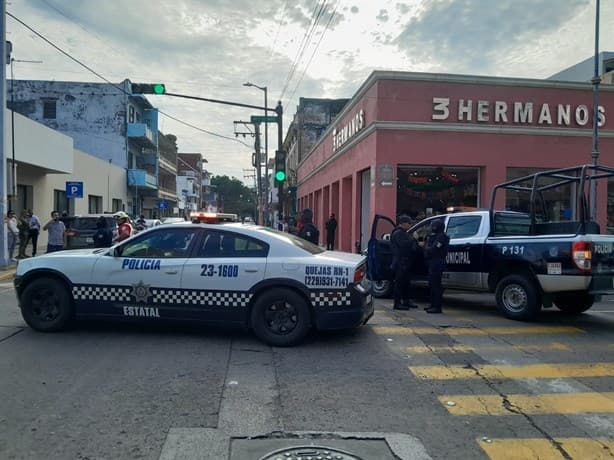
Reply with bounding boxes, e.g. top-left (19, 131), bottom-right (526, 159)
top-left (4, 209), bottom-right (135, 261)
top-left (390, 215), bottom-right (449, 314)
top-left (4, 209), bottom-right (41, 261)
